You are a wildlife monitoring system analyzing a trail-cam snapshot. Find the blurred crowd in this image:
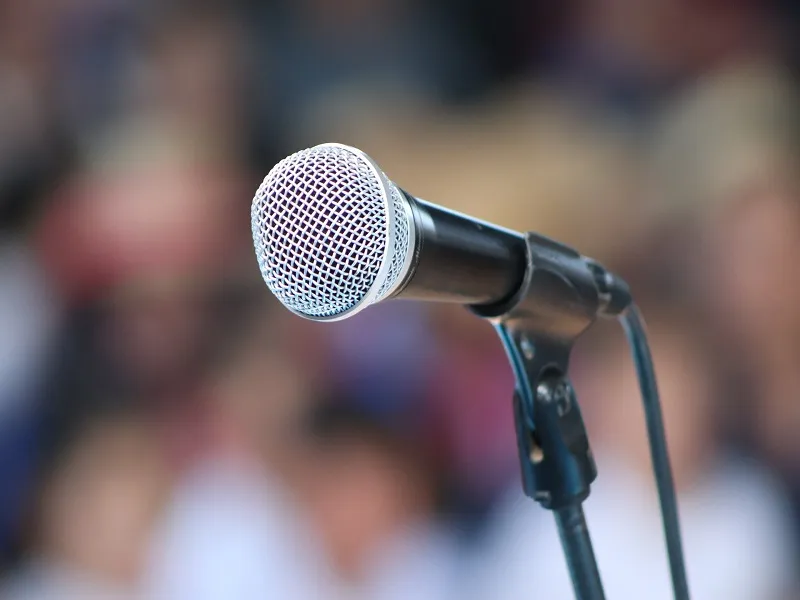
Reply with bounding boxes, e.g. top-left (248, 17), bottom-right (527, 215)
top-left (1, 0), bottom-right (800, 598)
